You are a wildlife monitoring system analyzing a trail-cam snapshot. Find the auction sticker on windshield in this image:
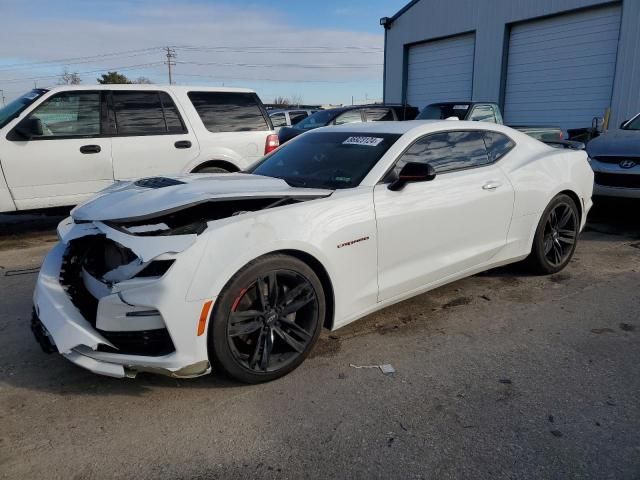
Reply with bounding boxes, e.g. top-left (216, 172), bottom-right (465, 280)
top-left (342, 136), bottom-right (384, 147)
